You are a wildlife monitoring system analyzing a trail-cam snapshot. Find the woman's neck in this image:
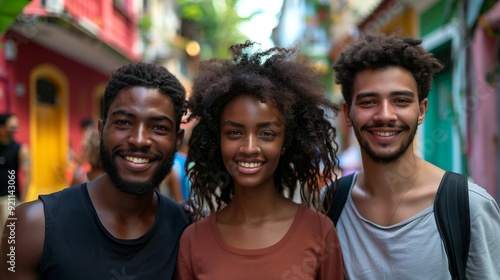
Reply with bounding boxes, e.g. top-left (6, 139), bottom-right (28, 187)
top-left (221, 185), bottom-right (294, 224)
